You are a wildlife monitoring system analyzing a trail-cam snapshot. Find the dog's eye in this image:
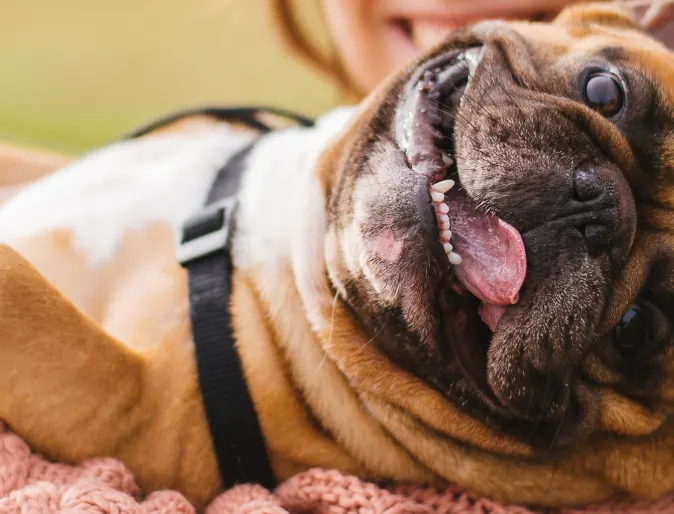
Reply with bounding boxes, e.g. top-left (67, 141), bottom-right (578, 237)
top-left (613, 304), bottom-right (646, 354)
top-left (583, 72), bottom-right (624, 118)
